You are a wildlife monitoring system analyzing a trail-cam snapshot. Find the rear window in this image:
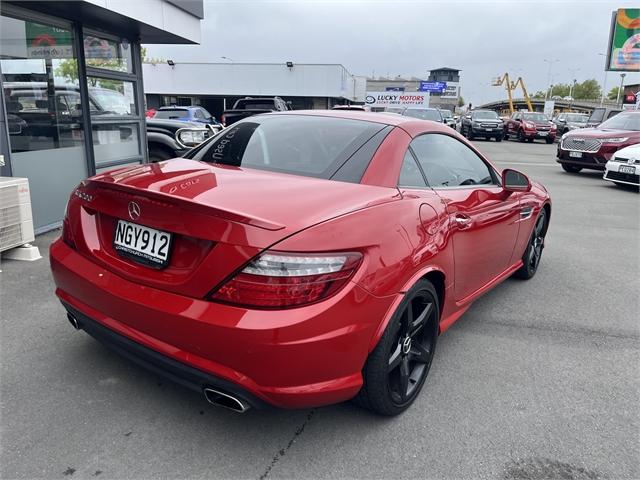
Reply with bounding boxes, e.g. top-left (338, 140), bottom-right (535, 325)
top-left (188, 115), bottom-right (385, 180)
top-left (155, 109), bottom-right (188, 119)
top-left (598, 112), bottom-right (640, 131)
